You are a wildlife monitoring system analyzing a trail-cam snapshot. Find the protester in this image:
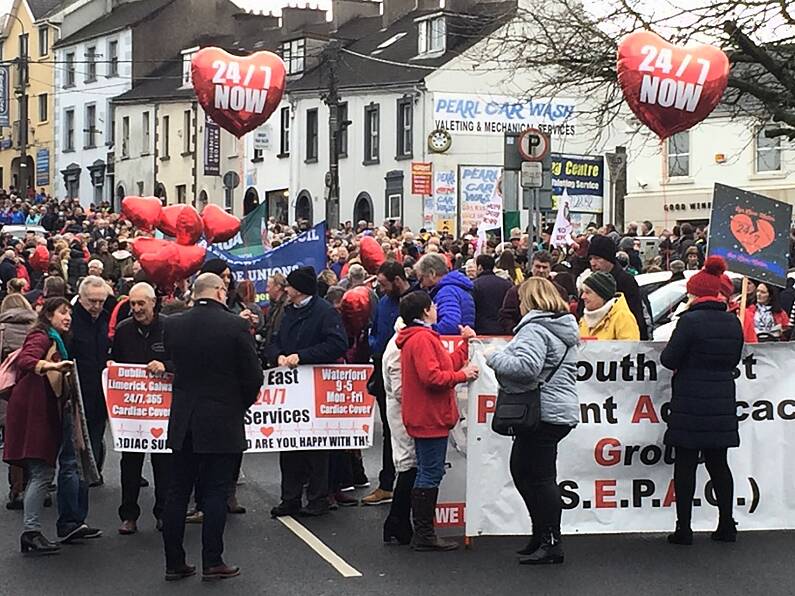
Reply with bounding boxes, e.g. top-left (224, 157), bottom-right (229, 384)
top-left (161, 273), bottom-right (263, 581)
top-left (262, 272), bottom-right (288, 347)
top-left (661, 256), bottom-right (744, 545)
top-left (486, 278), bottom-right (579, 564)
top-left (473, 254), bottom-right (513, 335)
top-left (500, 251), bottom-right (567, 333)
top-left (578, 272), bottom-right (640, 340)
top-left (743, 282), bottom-right (789, 343)
top-left (109, 283), bottom-right (171, 535)
top-left (414, 253), bottom-right (475, 335)
top-left (395, 292), bottom-right (478, 551)
top-left (496, 250), bottom-right (524, 285)
top-left (266, 266), bottom-right (347, 518)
